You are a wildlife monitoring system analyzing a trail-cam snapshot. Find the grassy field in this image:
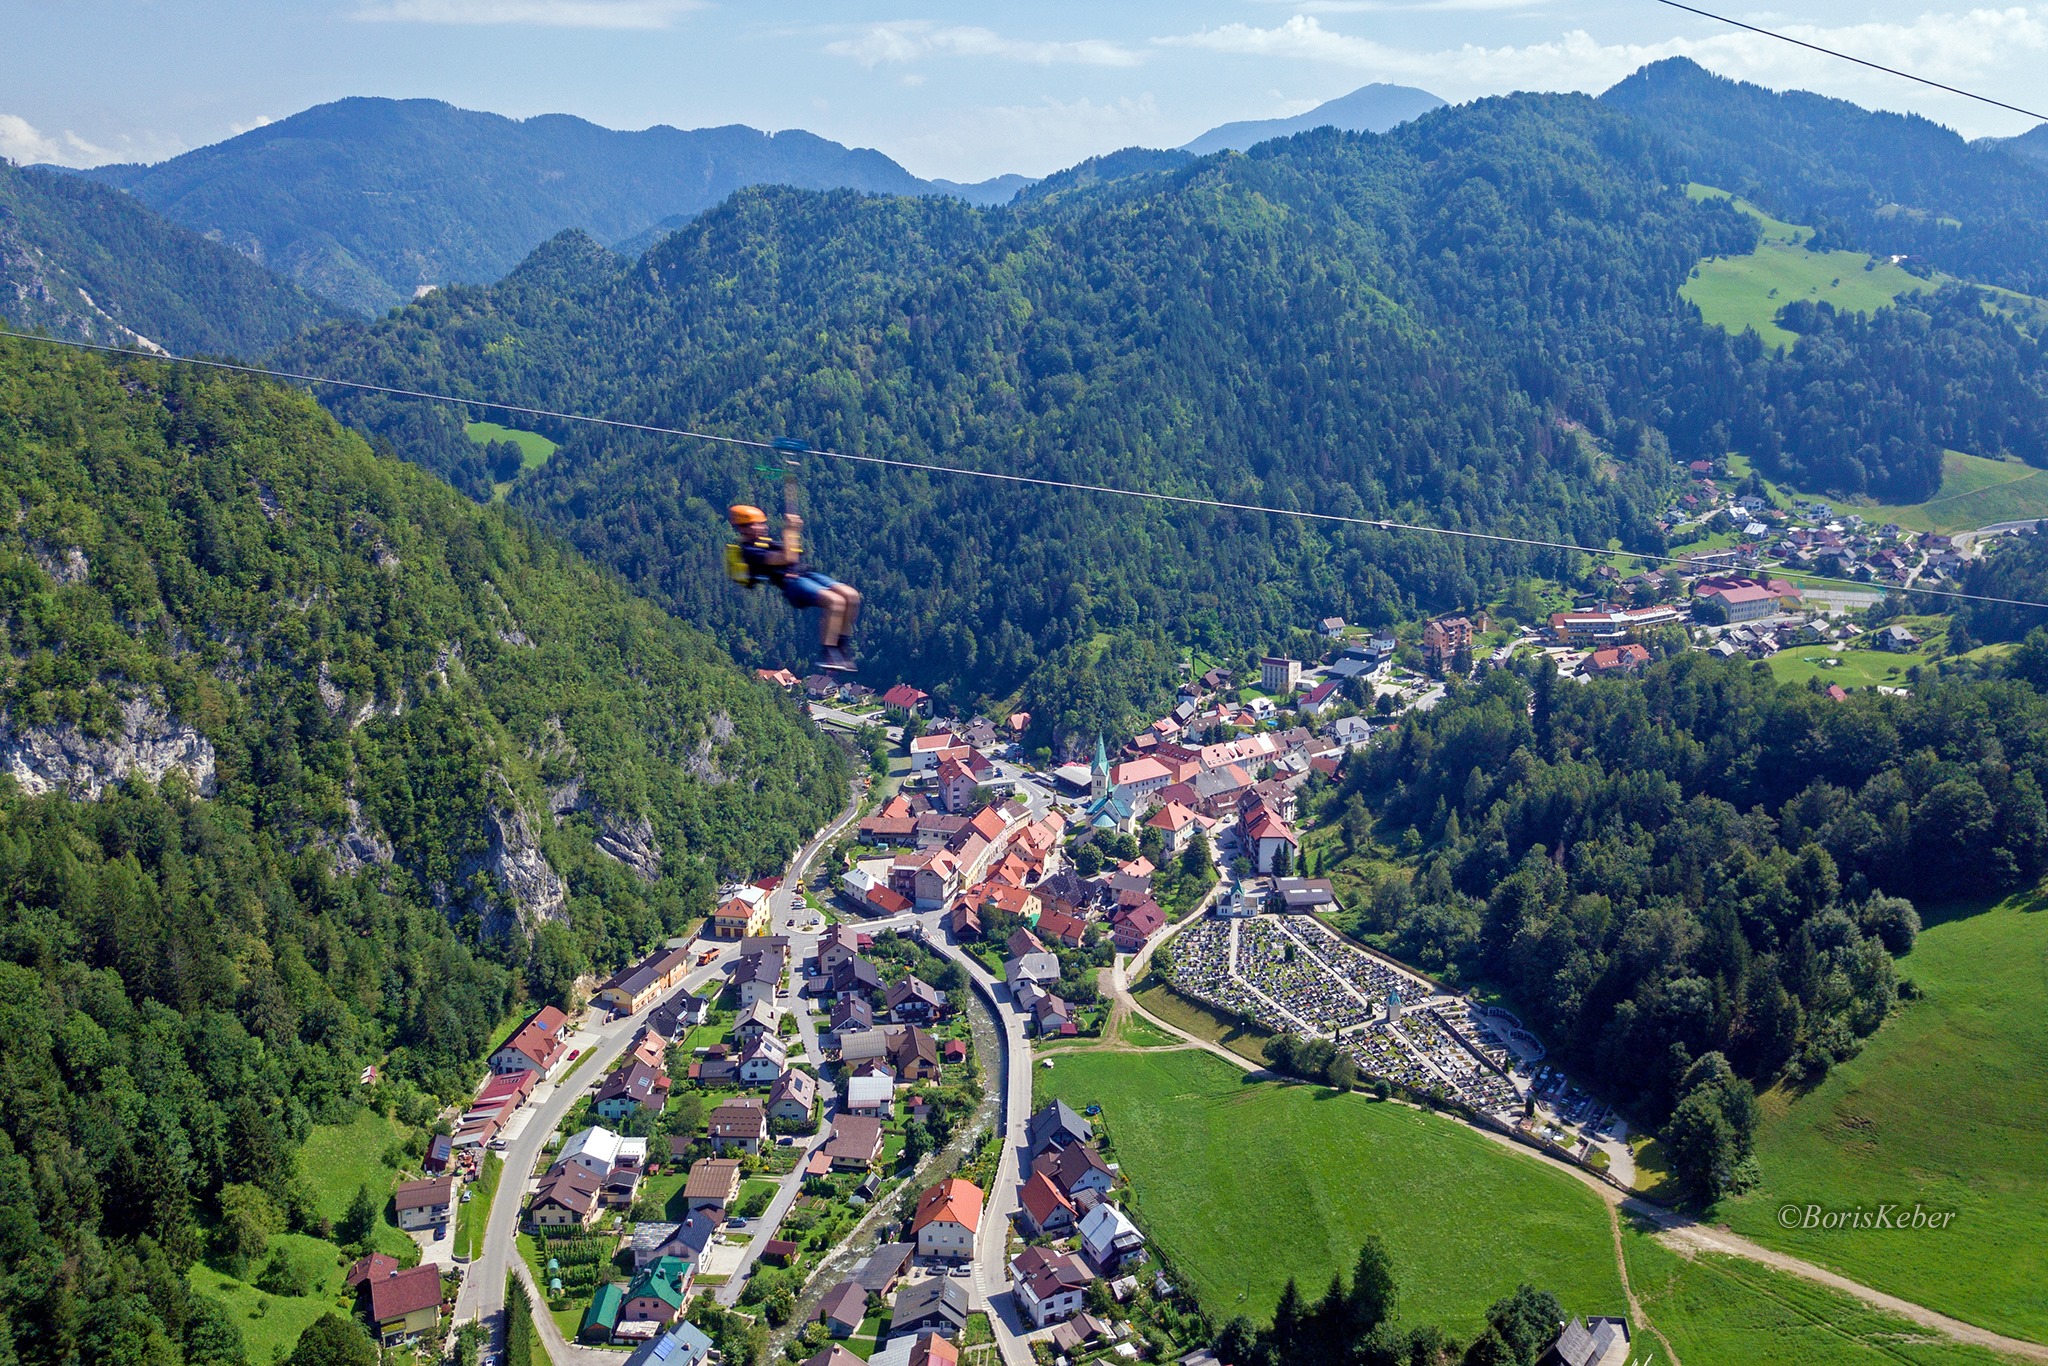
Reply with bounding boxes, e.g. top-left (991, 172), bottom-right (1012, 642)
top-left (1039, 1049), bottom-right (1624, 1338)
top-left (1621, 1222), bottom-right (2009, 1366)
top-left (1682, 186), bottom-right (1934, 350)
top-left (466, 420), bottom-right (557, 468)
top-left (190, 1233), bottom-right (353, 1365)
top-left (1131, 976), bottom-right (1274, 1064)
top-left (299, 1108), bottom-right (416, 1259)
top-left (1715, 889), bottom-right (2048, 1344)
top-left (1769, 449), bottom-right (2048, 536)
top-left (1764, 615), bottom-right (1953, 690)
